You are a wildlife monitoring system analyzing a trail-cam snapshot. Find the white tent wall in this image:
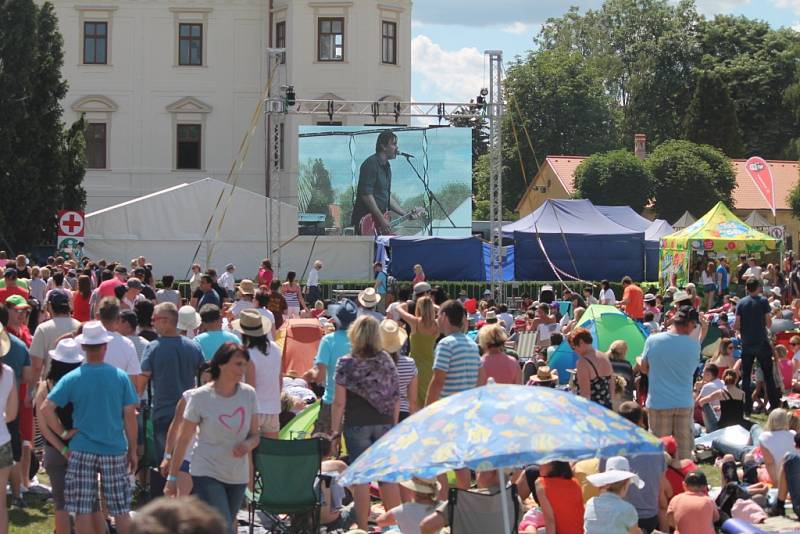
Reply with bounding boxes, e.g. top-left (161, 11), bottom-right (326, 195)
top-left (84, 179), bottom-right (374, 281)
